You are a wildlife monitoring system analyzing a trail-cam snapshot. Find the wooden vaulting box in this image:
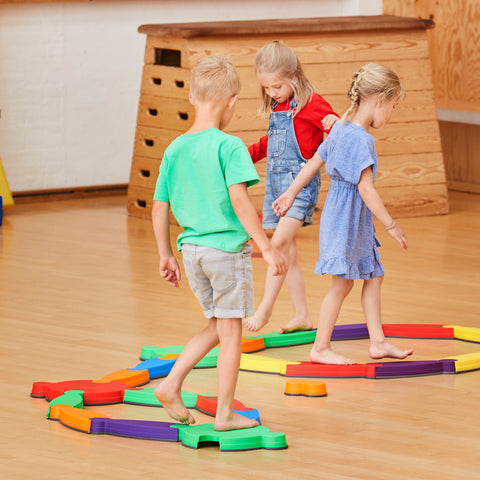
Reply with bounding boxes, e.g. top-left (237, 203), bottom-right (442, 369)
top-left (127, 15), bottom-right (449, 221)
